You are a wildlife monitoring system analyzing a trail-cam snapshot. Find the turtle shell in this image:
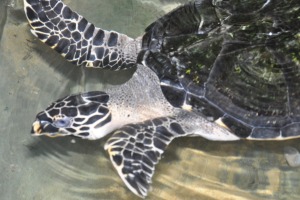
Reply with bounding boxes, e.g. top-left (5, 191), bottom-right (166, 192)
top-left (139, 0), bottom-right (300, 140)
